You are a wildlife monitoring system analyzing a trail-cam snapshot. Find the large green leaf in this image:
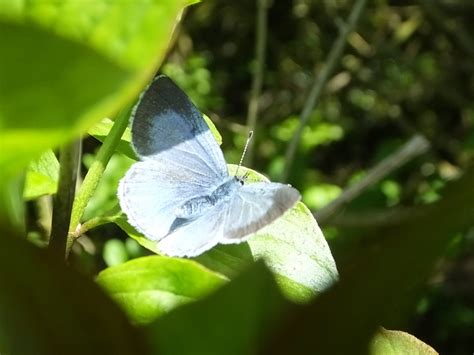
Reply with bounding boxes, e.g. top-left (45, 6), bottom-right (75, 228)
top-left (0, 0), bottom-right (195, 179)
top-left (370, 328), bottom-right (438, 355)
top-left (96, 256), bottom-right (227, 324)
top-left (263, 166), bottom-right (474, 354)
top-left (145, 261), bottom-right (289, 355)
top-left (23, 149), bottom-right (59, 200)
top-left (117, 165), bottom-right (338, 302)
top-left (0, 232), bottom-right (148, 354)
